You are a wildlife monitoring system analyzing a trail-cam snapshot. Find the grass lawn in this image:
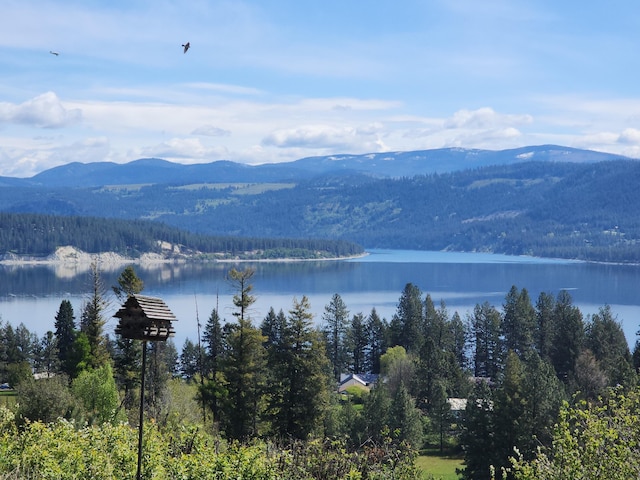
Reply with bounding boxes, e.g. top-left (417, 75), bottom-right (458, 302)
top-left (0, 390), bottom-right (17, 408)
top-left (416, 450), bottom-right (464, 480)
